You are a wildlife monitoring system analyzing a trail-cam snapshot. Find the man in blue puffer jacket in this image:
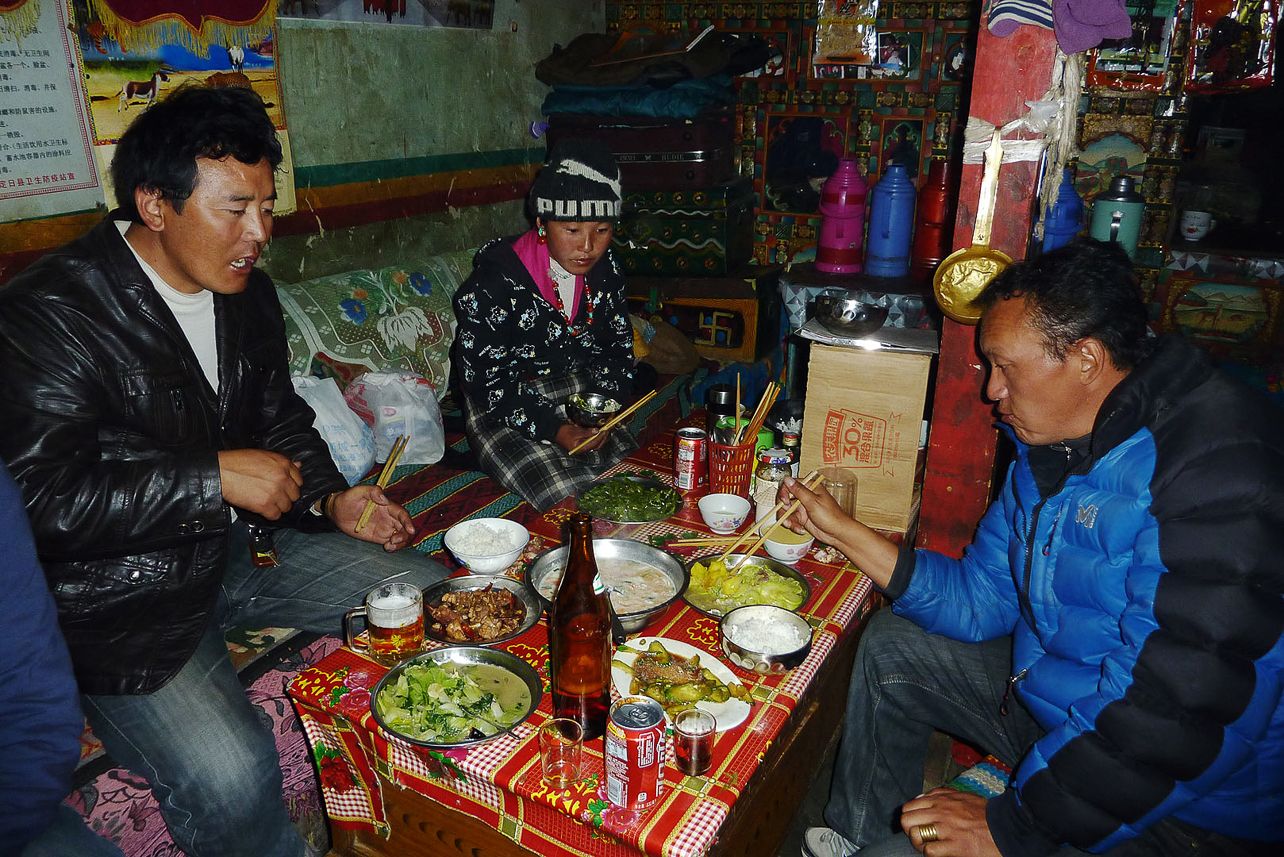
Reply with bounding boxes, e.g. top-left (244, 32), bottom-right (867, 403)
top-left (787, 238), bottom-right (1283, 857)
